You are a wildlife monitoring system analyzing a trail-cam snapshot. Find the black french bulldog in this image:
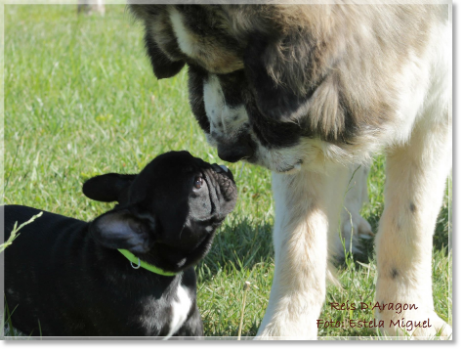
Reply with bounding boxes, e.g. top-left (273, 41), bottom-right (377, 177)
top-left (3, 151), bottom-right (237, 337)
